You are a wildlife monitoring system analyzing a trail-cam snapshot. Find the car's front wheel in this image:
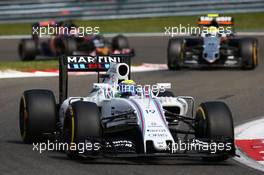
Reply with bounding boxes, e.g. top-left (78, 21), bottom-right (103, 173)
top-left (63, 101), bottom-right (102, 159)
top-left (240, 39), bottom-right (258, 70)
top-left (167, 38), bottom-right (184, 70)
top-left (195, 101), bottom-right (235, 161)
